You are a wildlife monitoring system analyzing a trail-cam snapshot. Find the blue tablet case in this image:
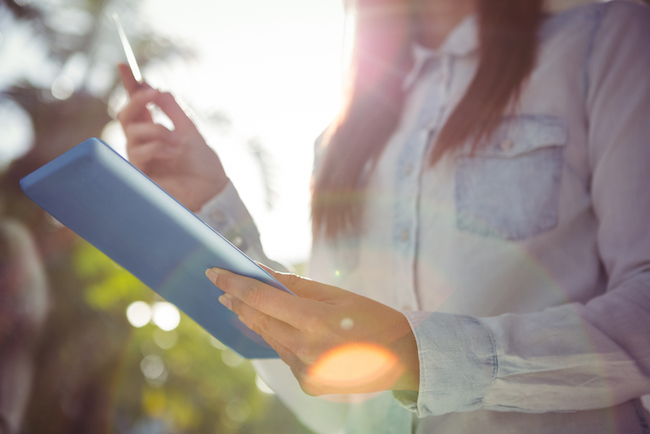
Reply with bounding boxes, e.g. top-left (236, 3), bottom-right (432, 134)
top-left (20, 137), bottom-right (291, 359)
